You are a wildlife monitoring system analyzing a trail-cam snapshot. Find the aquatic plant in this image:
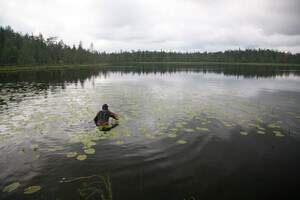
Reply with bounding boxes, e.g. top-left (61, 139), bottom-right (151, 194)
top-left (240, 131), bottom-right (248, 136)
top-left (84, 148), bottom-right (96, 154)
top-left (267, 123), bottom-right (281, 128)
top-left (67, 152), bottom-right (78, 158)
top-left (60, 174), bottom-right (113, 200)
top-left (273, 131), bottom-right (284, 137)
top-left (24, 186), bottom-right (41, 194)
top-left (196, 127), bottom-right (209, 131)
top-left (177, 140), bottom-right (187, 144)
top-left (145, 134), bottom-right (157, 139)
top-left (257, 130), bottom-right (266, 134)
top-left (1, 69), bottom-right (299, 199)
top-left (2, 182), bottom-right (20, 193)
top-left (115, 140), bottom-right (124, 144)
top-left (48, 146), bottom-right (64, 152)
top-left (184, 128), bottom-right (195, 132)
top-left (168, 134), bottom-right (177, 138)
top-left (77, 155), bottom-right (87, 161)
